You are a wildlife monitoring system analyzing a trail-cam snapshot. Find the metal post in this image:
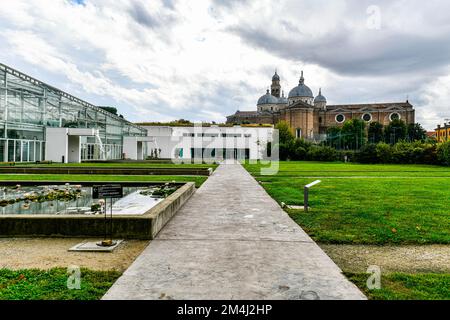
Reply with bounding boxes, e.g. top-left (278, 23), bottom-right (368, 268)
top-left (110, 197), bottom-right (113, 242)
top-left (304, 180), bottom-right (321, 212)
top-left (304, 186), bottom-right (309, 212)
